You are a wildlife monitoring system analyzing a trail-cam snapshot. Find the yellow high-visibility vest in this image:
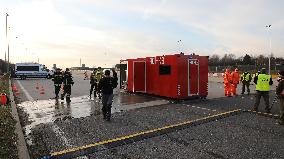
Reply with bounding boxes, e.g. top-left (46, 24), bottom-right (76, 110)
top-left (256, 74), bottom-right (270, 91)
